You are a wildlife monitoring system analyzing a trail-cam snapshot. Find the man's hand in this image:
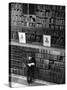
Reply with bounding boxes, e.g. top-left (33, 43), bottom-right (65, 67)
top-left (31, 63), bottom-right (35, 65)
top-left (28, 63), bottom-right (32, 67)
top-left (27, 63), bottom-right (35, 67)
